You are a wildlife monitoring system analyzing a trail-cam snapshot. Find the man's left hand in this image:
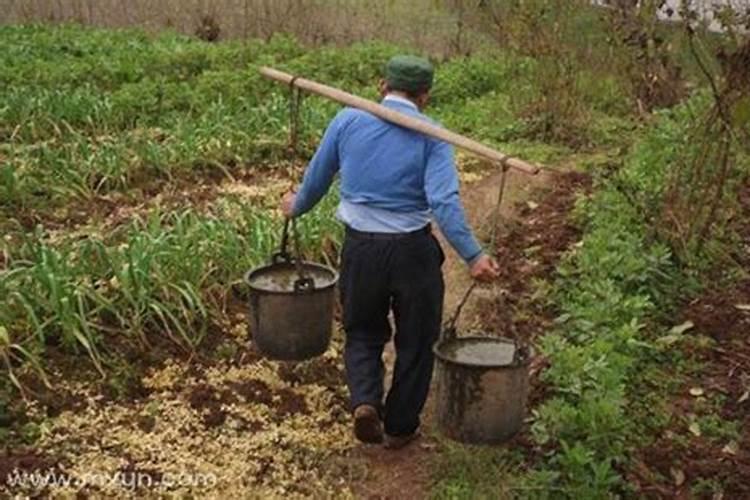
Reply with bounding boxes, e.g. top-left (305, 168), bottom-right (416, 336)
top-left (281, 191), bottom-right (296, 218)
top-left (470, 254), bottom-right (500, 282)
